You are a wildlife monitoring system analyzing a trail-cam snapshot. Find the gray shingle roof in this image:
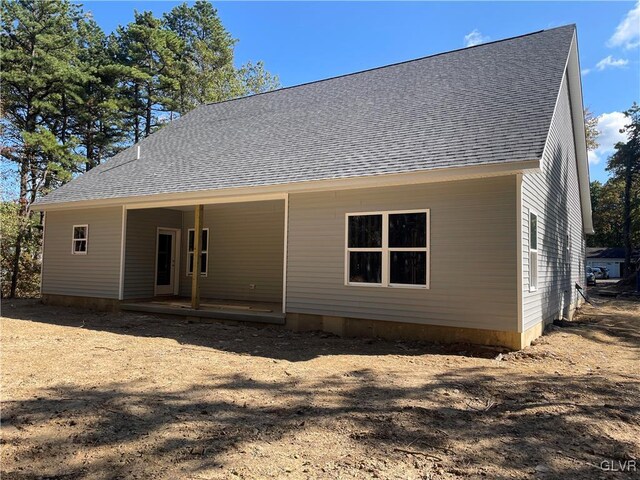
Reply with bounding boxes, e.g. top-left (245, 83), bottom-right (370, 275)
top-left (37, 25), bottom-right (576, 206)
